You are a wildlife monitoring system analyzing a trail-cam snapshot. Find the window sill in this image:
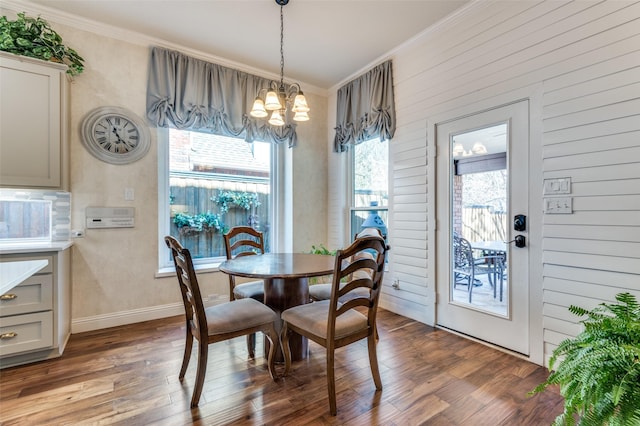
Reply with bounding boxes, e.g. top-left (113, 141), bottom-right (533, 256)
top-left (155, 260), bottom-right (223, 278)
